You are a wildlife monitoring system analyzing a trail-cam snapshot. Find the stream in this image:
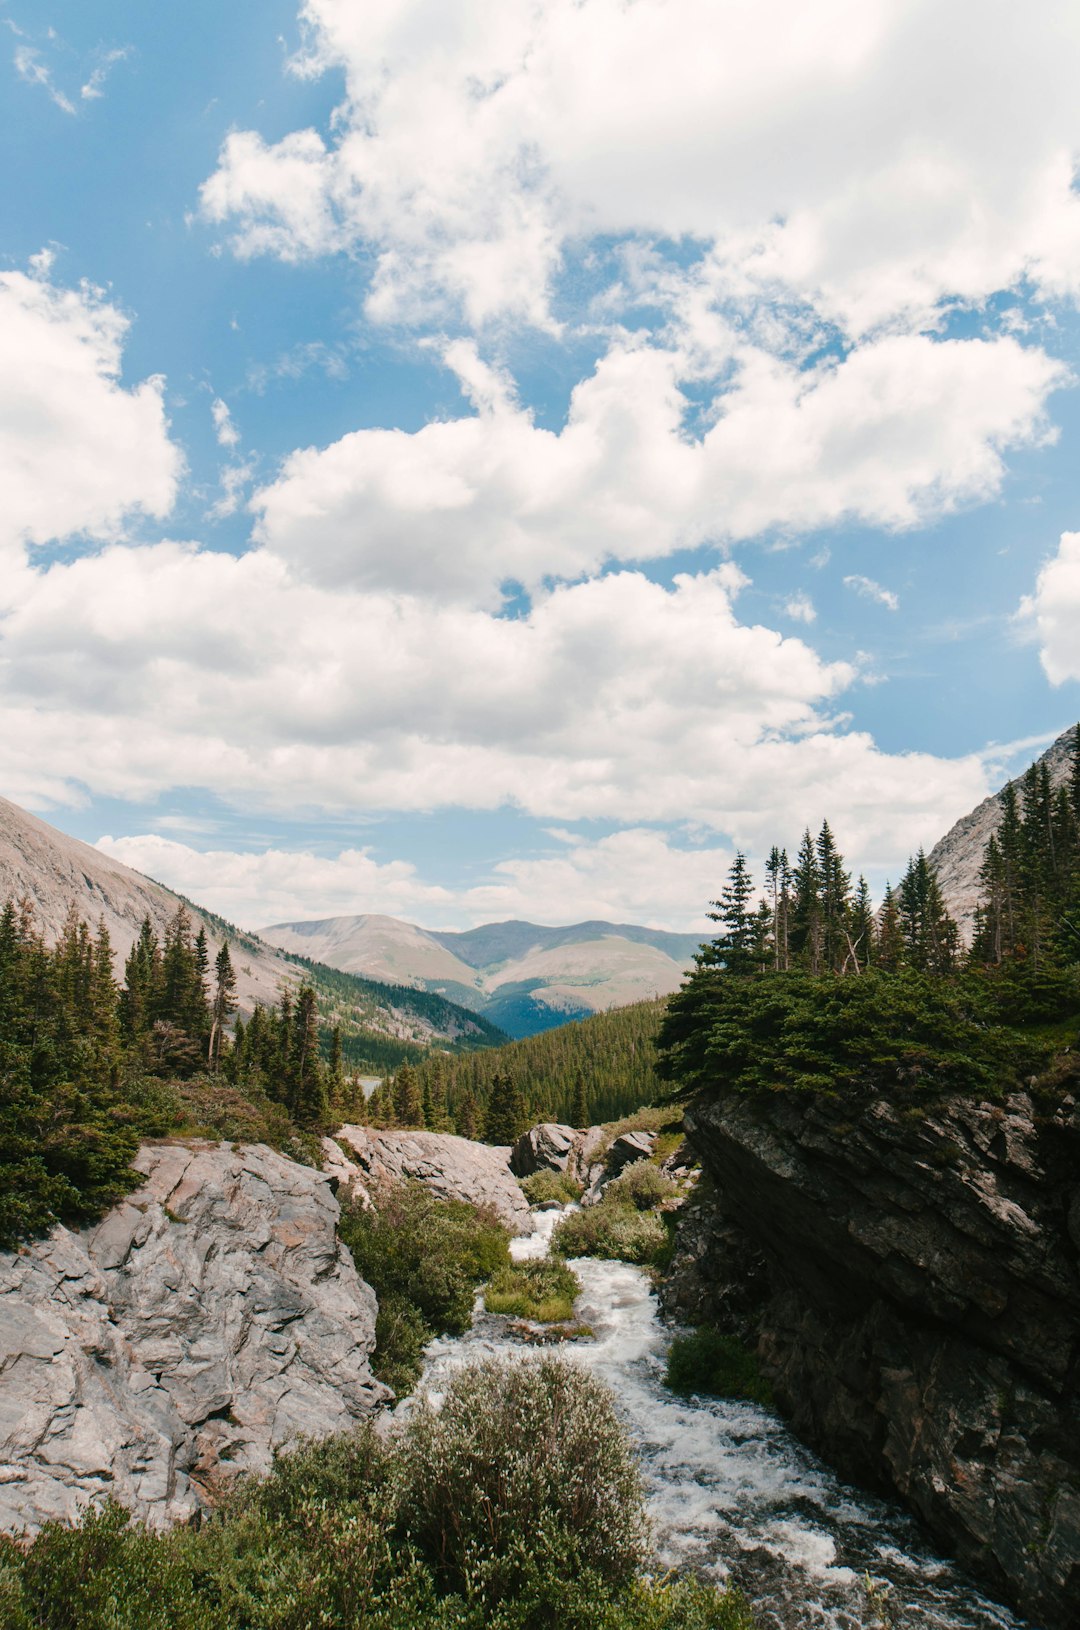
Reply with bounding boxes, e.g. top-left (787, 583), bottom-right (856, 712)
top-left (412, 1205), bottom-right (1032, 1630)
